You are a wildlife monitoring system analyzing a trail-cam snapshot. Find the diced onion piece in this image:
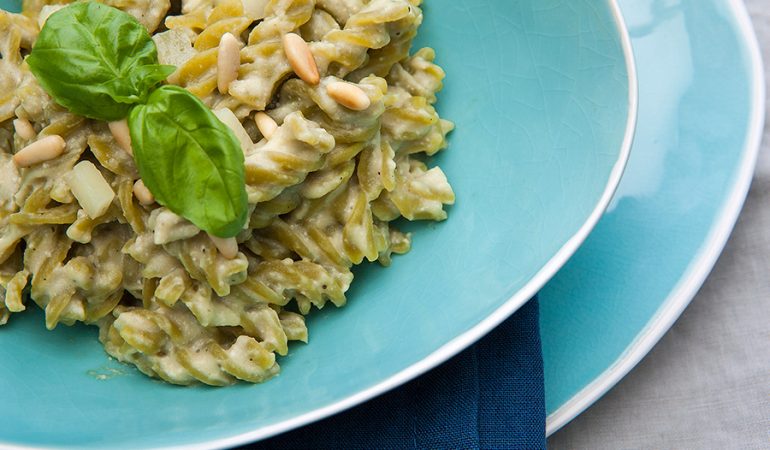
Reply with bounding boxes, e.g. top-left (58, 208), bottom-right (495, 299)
top-left (66, 161), bottom-right (116, 219)
top-left (213, 108), bottom-right (252, 153)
